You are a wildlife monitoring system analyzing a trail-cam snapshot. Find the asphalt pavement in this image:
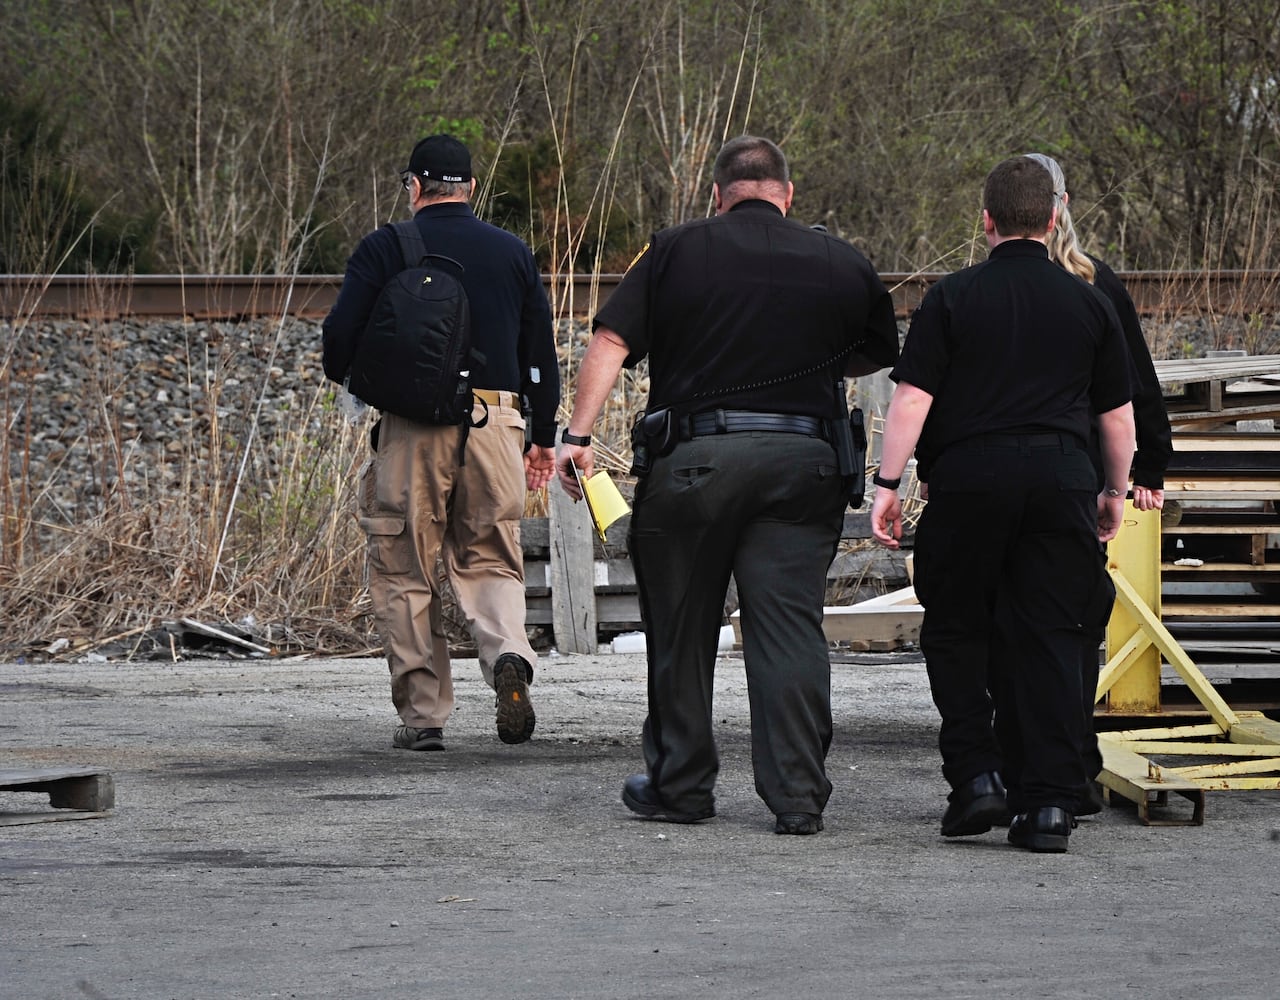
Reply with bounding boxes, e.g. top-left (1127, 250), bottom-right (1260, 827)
top-left (2, 651), bottom-right (1278, 999)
